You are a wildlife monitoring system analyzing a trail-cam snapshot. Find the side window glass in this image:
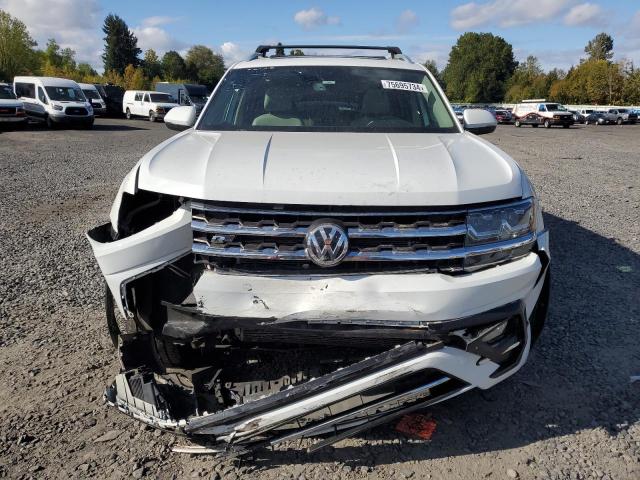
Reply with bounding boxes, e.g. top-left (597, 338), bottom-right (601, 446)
top-left (38, 87), bottom-right (48, 104)
top-left (134, 92), bottom-right (142, 101)
top-left (143, 93), bottom-right (150, 102)
top-left (538, 105), bottom-right (546, 112)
